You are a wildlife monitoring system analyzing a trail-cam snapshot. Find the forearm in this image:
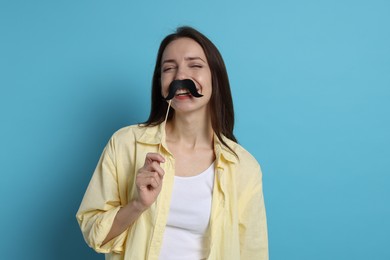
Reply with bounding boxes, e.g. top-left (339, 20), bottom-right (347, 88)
top-left (102, 152), bottom-right (164, 246)
top-left (102, 200), bottom-right (146, 245)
